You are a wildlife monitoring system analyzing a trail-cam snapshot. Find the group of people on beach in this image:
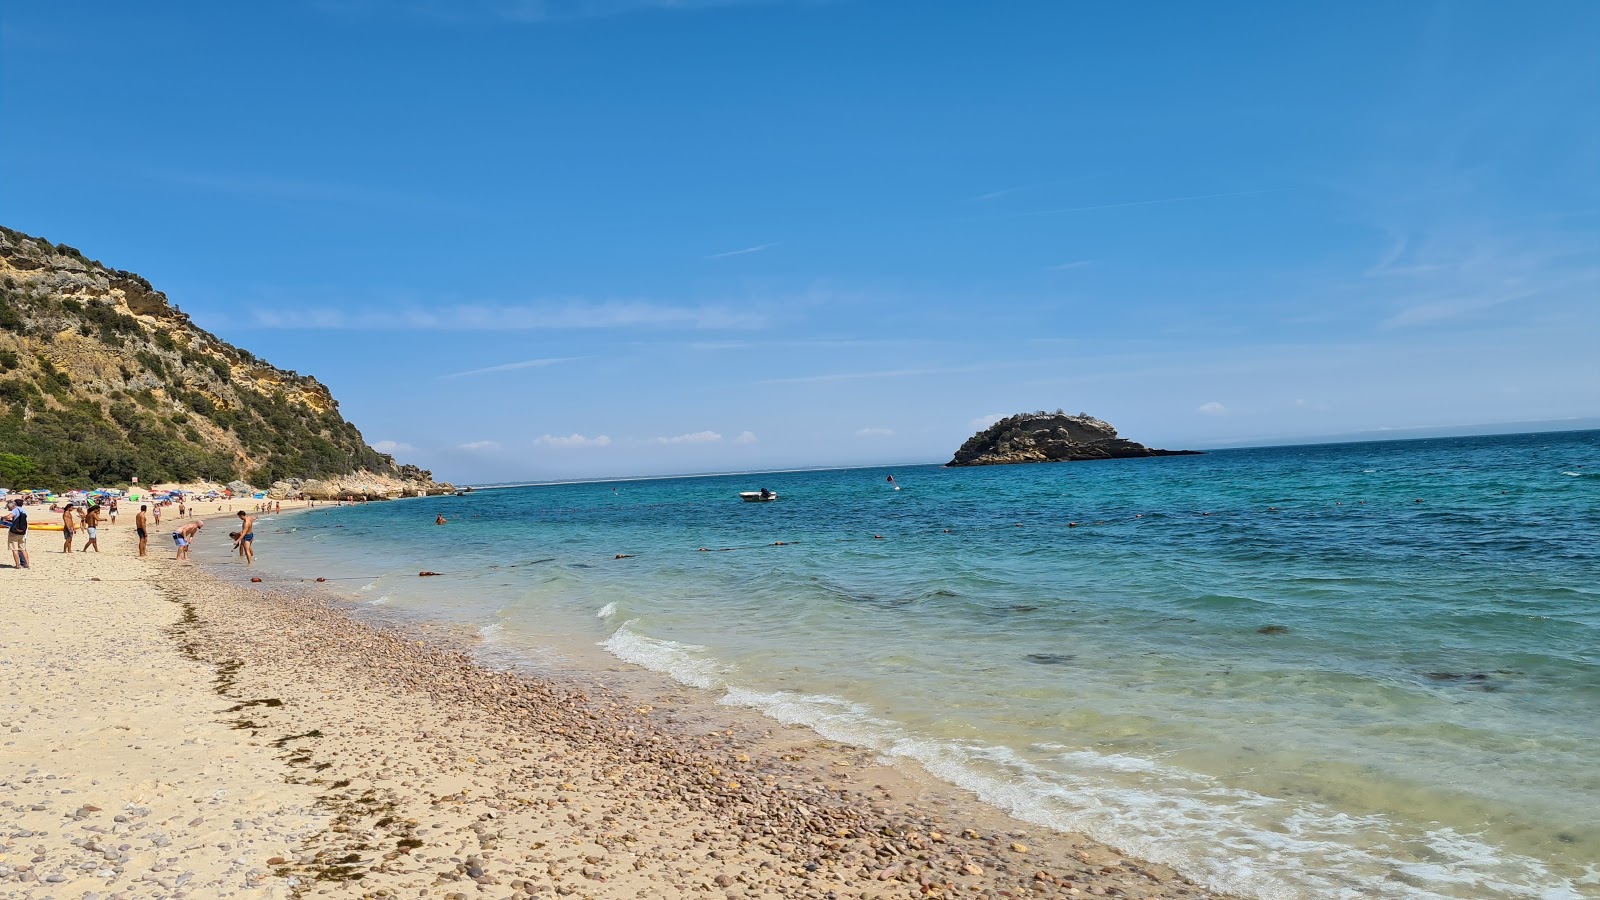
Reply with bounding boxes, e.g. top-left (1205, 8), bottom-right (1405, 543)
top-left (57, 500), bottom-right (108, 553)
top-left (2, 499), bottom-right (258, 569)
